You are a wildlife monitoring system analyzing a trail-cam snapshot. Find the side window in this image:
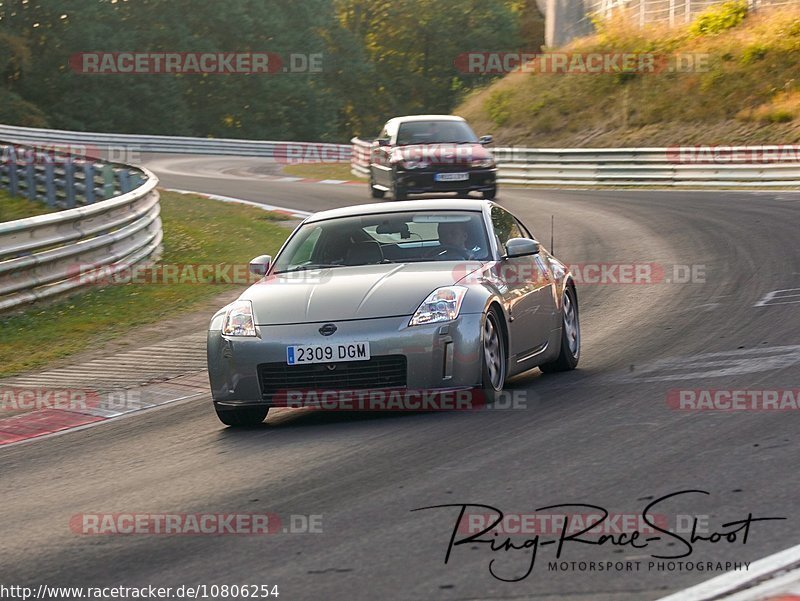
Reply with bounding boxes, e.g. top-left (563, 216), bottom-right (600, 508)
top-left (491, 206), bottom-right (524, 253)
